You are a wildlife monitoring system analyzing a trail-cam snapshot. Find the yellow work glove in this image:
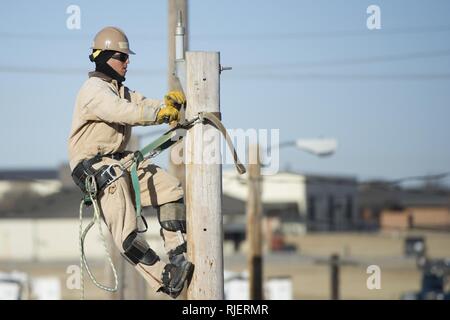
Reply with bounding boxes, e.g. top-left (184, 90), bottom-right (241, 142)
top-left (156, 105), bottom-right (179, 124)
top-left (164, 91), bottom-right (186, 110)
